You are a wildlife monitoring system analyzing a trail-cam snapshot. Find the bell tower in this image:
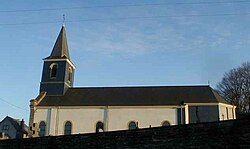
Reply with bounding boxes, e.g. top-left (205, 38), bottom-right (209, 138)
top-left (39, 26), bottom-right (75, 95)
